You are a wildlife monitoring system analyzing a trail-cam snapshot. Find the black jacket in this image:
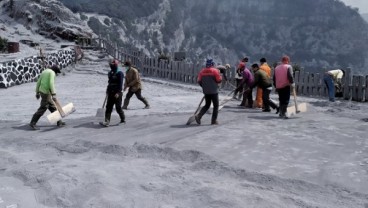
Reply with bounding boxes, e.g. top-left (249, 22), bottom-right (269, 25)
top-left (106, 65), bottom-right (124, 94)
